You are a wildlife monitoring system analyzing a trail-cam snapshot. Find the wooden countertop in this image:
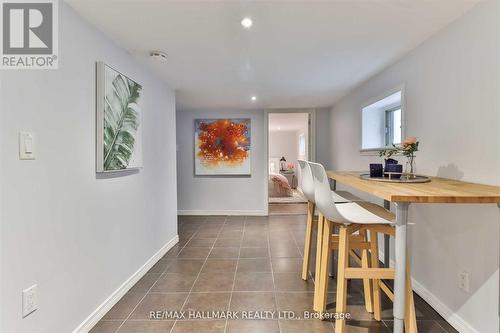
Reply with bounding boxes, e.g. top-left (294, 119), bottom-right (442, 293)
top-left (327, 171), bottom-right (500, 204)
